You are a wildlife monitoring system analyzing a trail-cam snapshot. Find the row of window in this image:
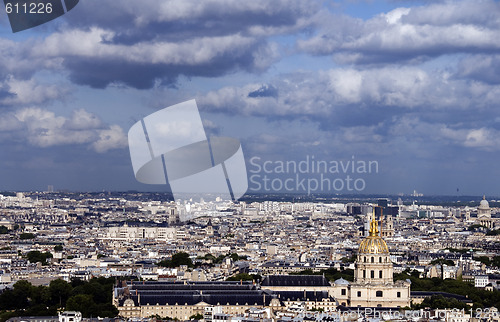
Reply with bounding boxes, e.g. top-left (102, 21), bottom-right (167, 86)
top-left (363, 269), bottom-right (383, 279)
top-left (362, 256), bottom-right (389, 263)
top-left (340, 290), bottom-right (401, 298)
